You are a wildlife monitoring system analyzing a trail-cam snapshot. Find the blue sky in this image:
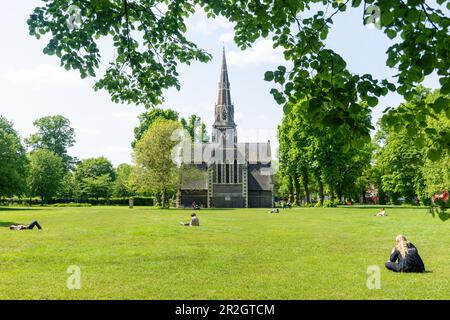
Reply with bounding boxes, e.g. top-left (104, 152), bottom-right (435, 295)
top-left (0, 2), bottom-right (443, 166)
